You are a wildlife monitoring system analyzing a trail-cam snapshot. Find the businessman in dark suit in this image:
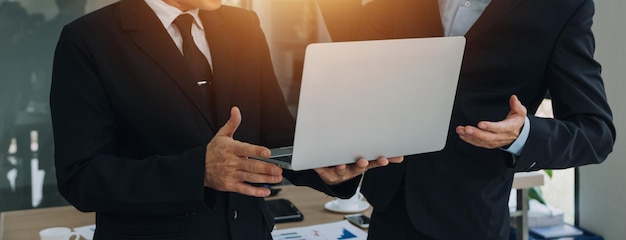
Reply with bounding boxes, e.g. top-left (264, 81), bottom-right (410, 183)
top-left (50, 0), bottom-right (402, 239)
top-left (318, 0), bottom-right (616, 239)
